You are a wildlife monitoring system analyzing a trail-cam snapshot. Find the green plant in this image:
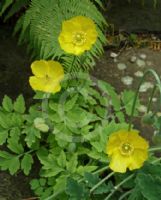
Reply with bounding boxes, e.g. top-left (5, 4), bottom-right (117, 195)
top-left (0, 73), bottom-right (141, 199)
